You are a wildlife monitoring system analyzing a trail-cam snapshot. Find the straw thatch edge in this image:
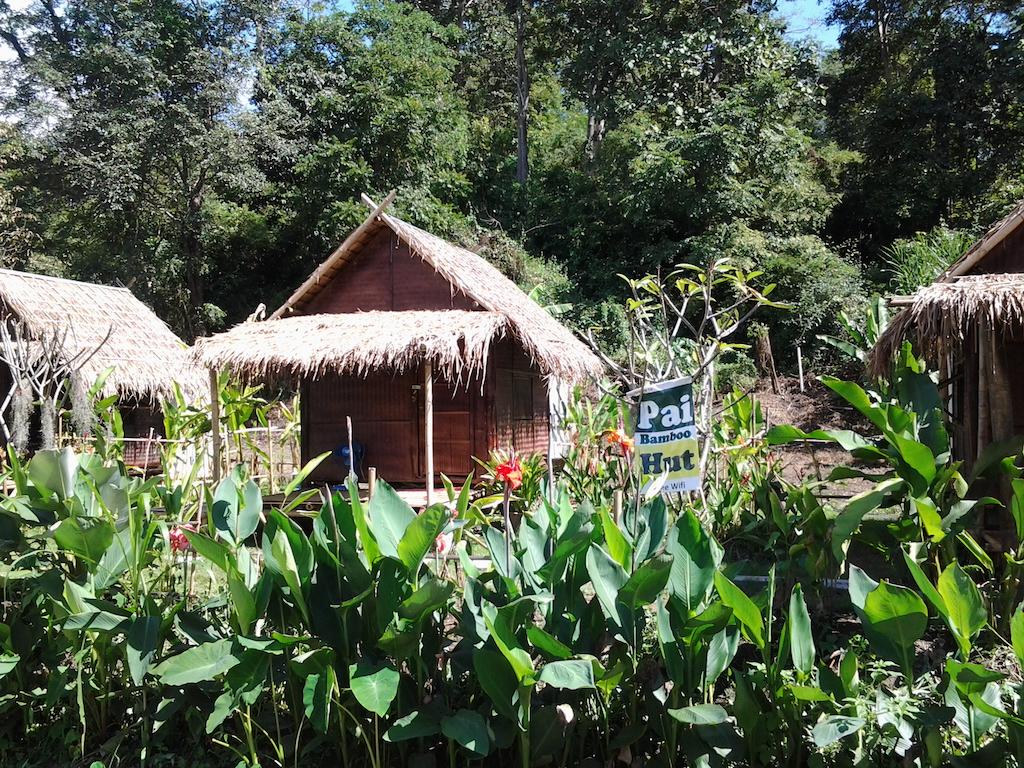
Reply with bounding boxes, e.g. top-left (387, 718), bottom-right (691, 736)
top-left (192, 310), bottom-right (512, 385)
top-left (869, 275), bottom-right (1024, 377)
